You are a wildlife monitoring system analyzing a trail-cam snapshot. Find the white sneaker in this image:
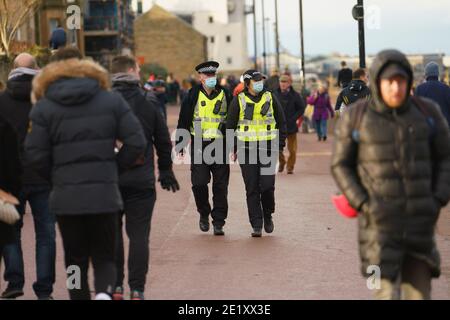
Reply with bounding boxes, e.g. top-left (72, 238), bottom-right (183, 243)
top-left (95, 293), bottom-right (112, 300)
